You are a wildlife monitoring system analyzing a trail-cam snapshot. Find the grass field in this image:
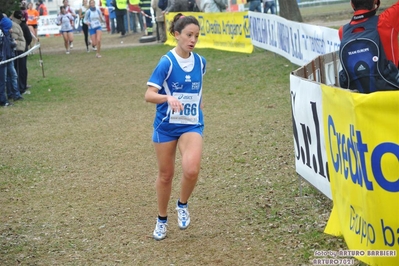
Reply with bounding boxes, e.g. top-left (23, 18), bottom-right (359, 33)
top-left (0, 6), bottom-right (375, 264)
